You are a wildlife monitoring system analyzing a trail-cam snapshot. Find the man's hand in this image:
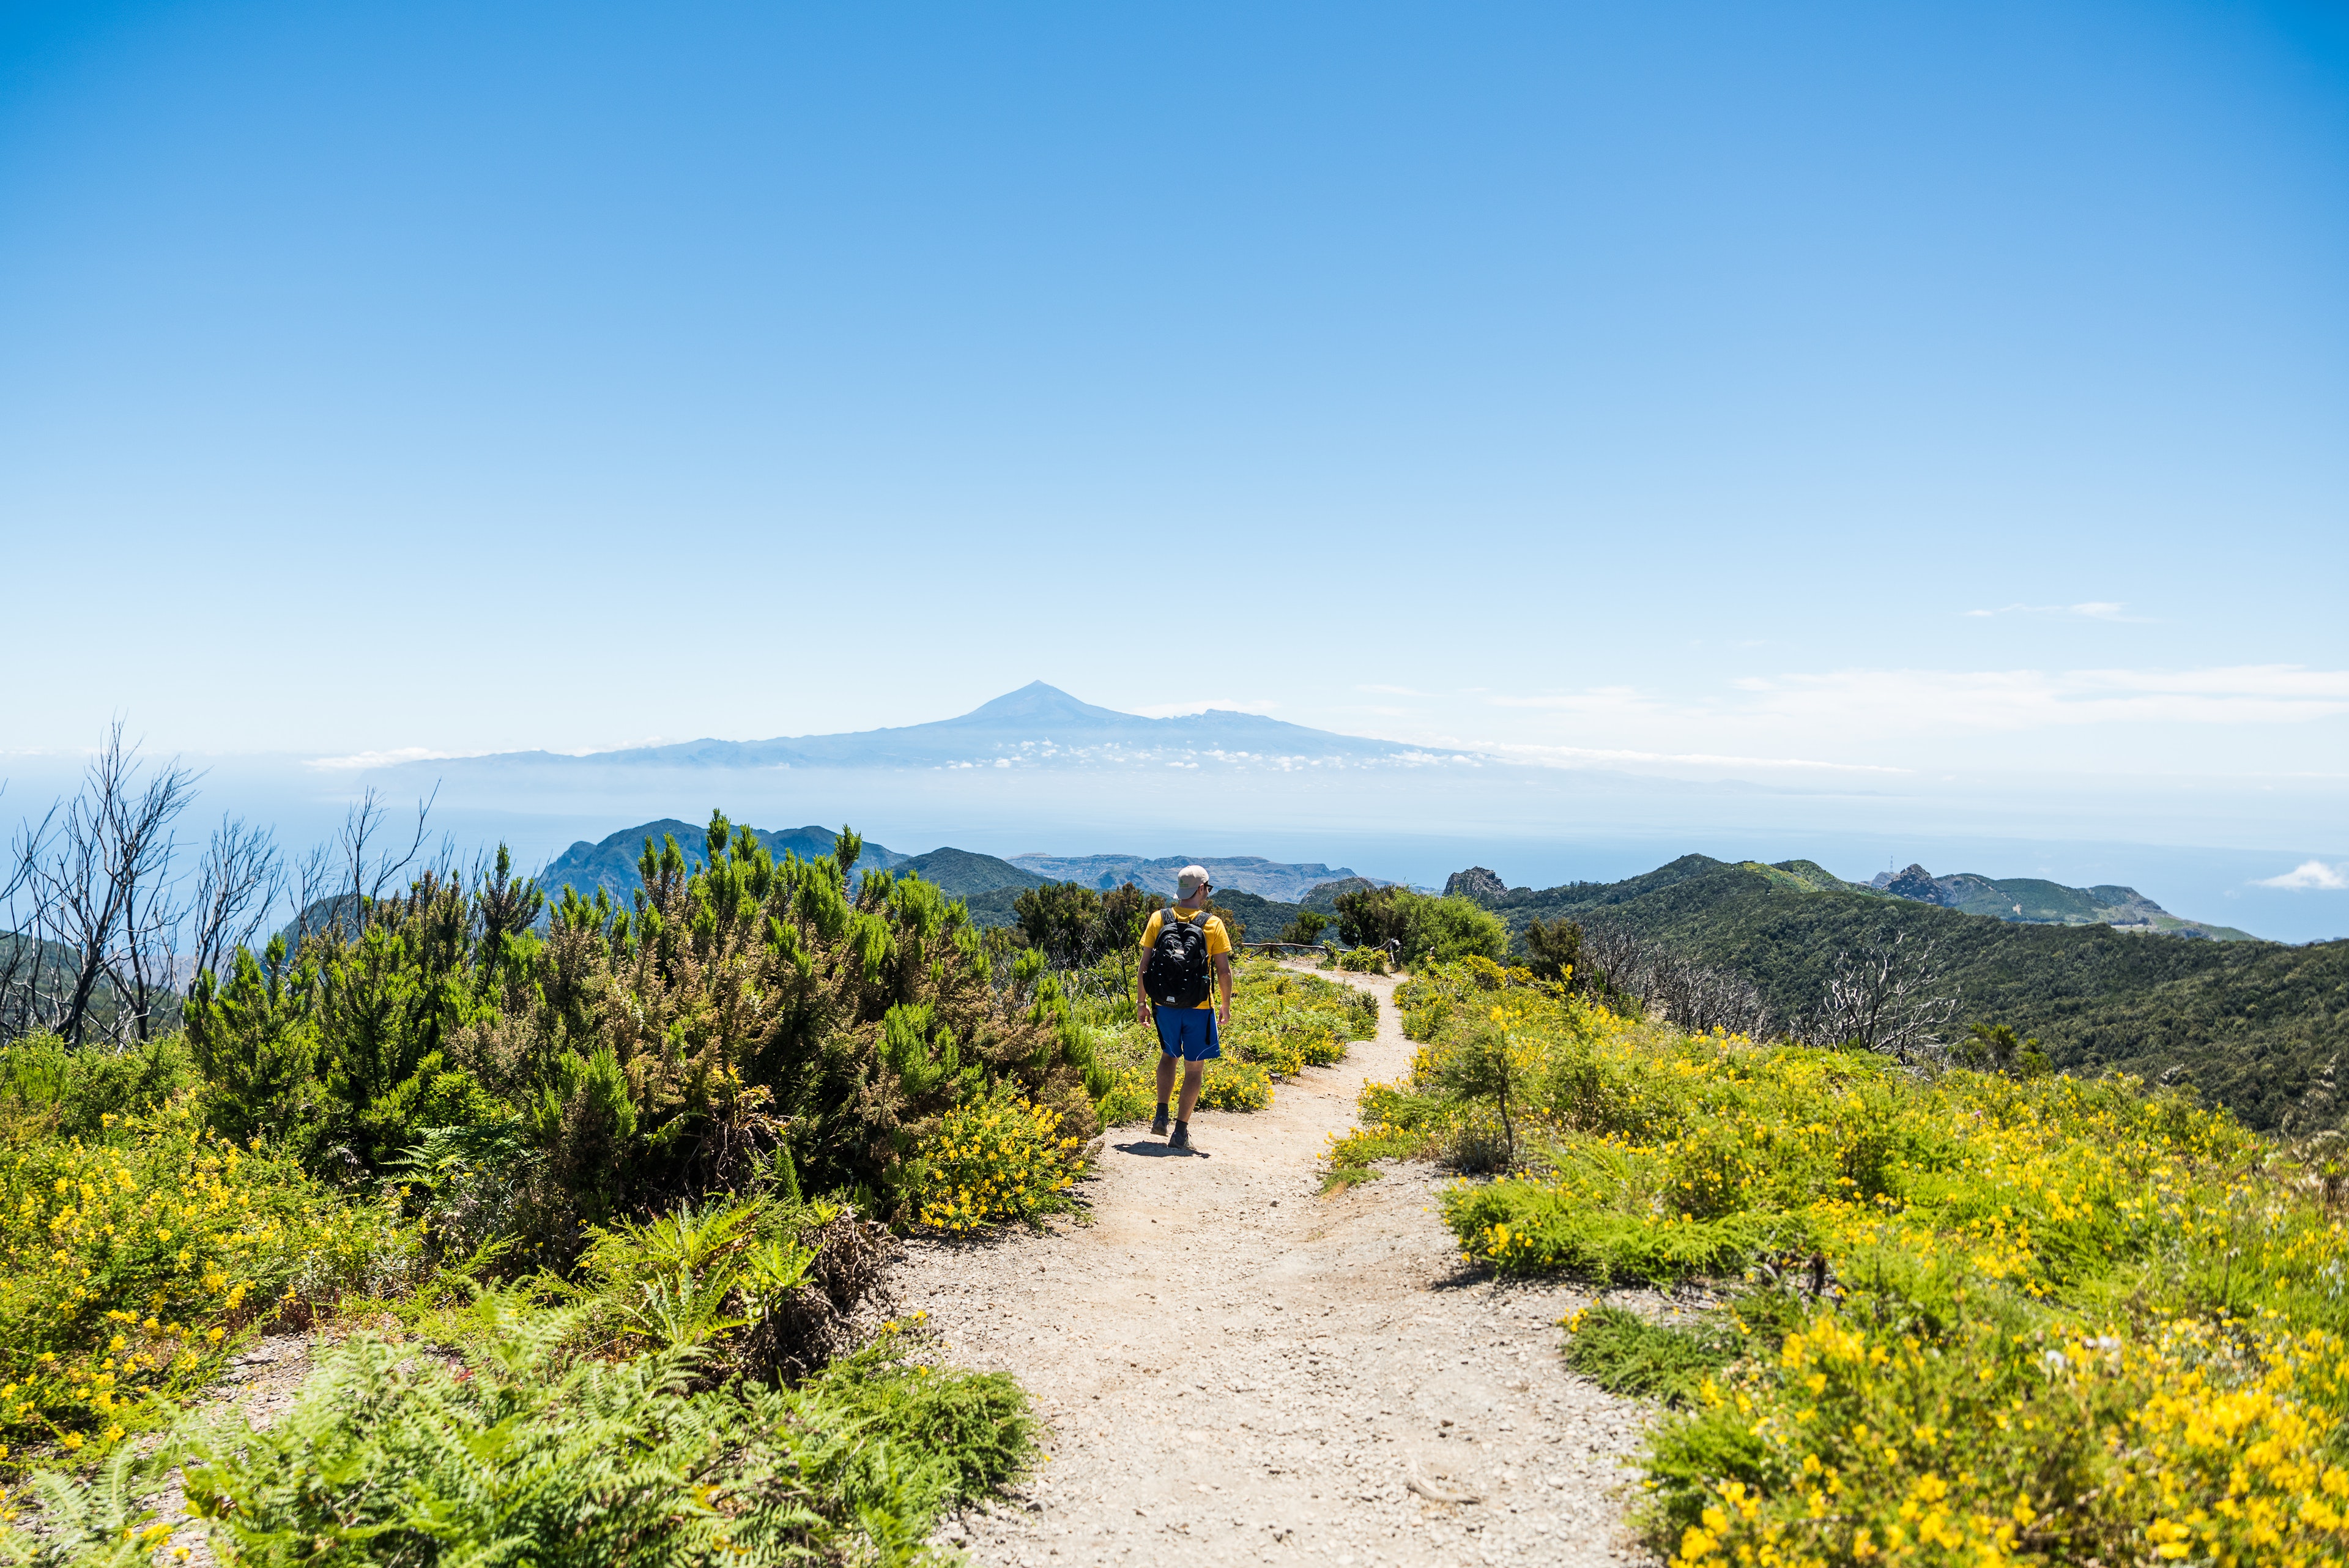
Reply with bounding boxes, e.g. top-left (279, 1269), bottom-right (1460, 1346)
top-left (1137, 1000), bottom-right (1153, 1027)
top-left (1217, 1001), bottom-right (1231, 1027)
